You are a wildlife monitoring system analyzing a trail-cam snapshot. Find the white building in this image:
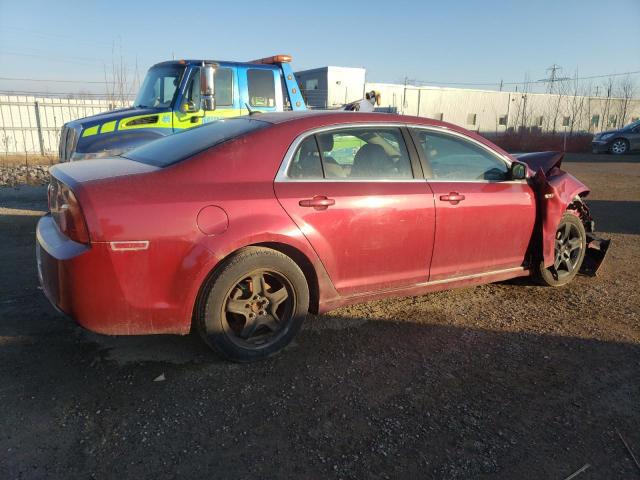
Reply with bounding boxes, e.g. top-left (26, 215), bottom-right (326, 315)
top-left (295, 67), bottom-right (640, 134)
top-left (295, 66), bottom-right (366, 109)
